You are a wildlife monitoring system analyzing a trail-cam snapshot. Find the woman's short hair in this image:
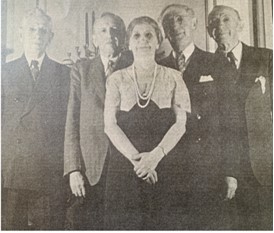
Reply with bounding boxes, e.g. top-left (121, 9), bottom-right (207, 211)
top-left (126, 16), bottom-right (163, 47)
